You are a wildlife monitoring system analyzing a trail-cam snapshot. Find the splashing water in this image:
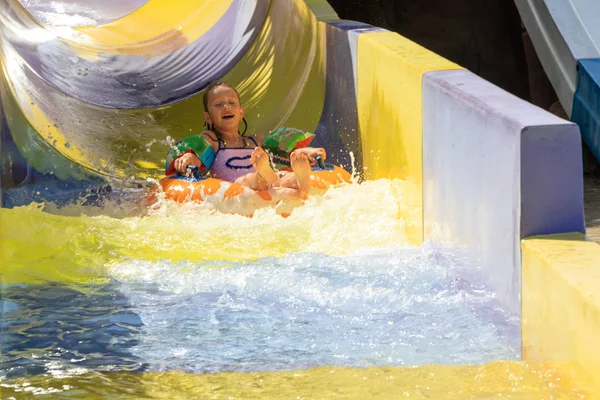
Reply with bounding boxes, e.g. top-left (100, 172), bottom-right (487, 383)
top-left (1, 180), bottom-right (411, 284)
top-left (106, 247), bottom-right (518, 374)
top-left (2, 179), bottom-right (519, 382)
